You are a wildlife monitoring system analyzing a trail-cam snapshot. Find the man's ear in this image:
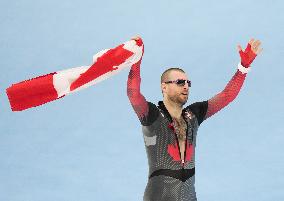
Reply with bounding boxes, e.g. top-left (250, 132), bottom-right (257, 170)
top-left (161, 83), bottom-right (166, 94)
